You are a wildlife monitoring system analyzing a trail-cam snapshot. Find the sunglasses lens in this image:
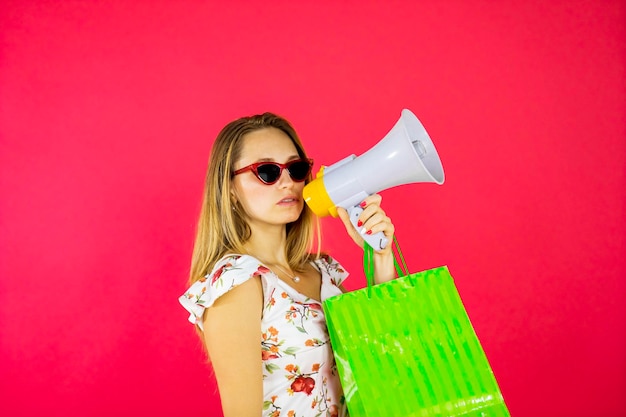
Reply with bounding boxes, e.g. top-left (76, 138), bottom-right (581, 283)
top-left (256, 164), bottom-right (282, 184)
top-left (288, 160), bottom-right (311, 181)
